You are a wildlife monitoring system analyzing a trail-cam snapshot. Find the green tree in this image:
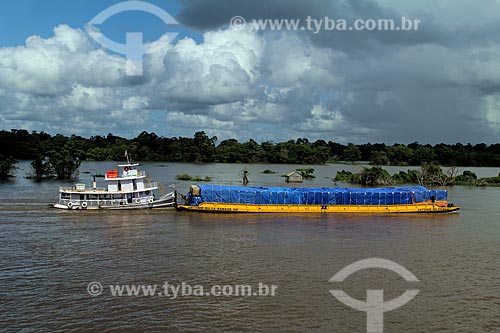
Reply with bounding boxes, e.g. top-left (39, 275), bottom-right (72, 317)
top-left (415, 162), bottom-right (456, 186)
top-left (334, 167), bottom-right (392, 186)
top-left (392, 170), bottom-right (419, 184)
top-left (387, 145), bottom-right (413, 165)
top-left (30, 141), bottom-right (82, 180)
top-left (370, 151), bottom-right (389, 165)
top-left (193, 131), bottom-right (217, 162)
top-left (358, 167), bottom-right (393, 186)
top-left (215, 139), bottom-right (242, 163)
top-left (0, 155), bottom-right (16, 179)
top-left (344, 144), bottom-right (361, 162)
top-left (334, 170), bottom-right (355, 182)
top-left (410, 146), bottom-right (437, 165)
top-left (296, 168), bottom-right (315, 179)
top-left (30, 157), bottom-right (53, 180)
top-left (456, 170), bottom-right (478, 185)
